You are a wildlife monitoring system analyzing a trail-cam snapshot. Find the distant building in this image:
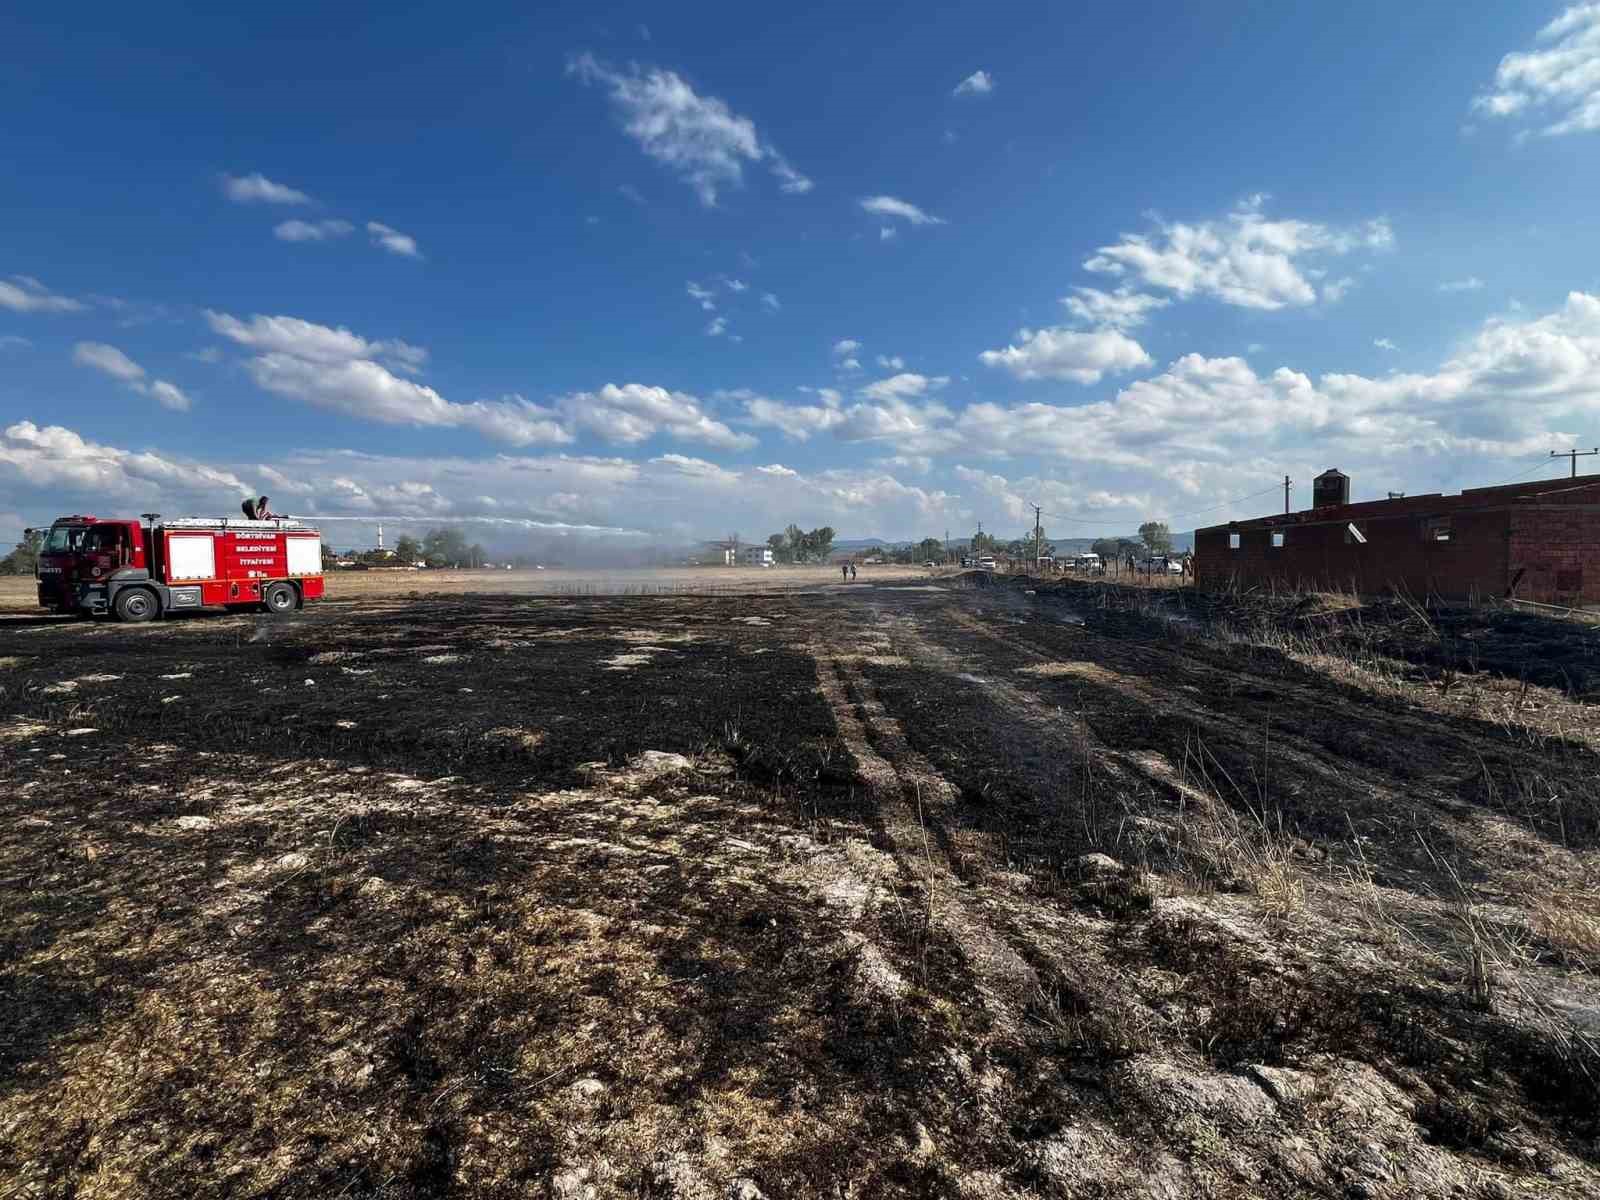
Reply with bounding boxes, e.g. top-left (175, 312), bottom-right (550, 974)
top-left (1194, 469), bottom-right (1600, 605)
top-left (744, 546), bottom-right (774, 567)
